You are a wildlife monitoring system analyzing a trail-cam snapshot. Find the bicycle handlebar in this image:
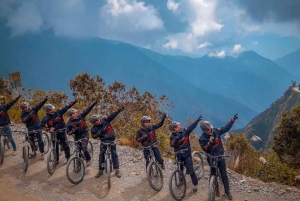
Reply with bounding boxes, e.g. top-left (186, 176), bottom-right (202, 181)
top-left (143, 142), bottom-right (158, 150)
